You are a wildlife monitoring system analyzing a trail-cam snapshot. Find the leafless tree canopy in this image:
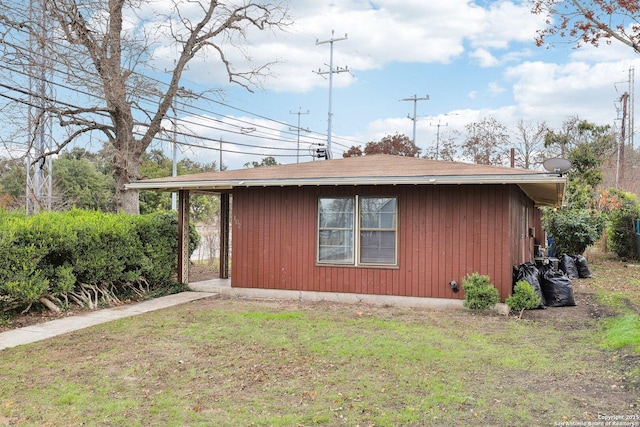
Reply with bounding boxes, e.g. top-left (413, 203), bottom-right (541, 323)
top-left (513, 119), bottom-right (548, 169)
top-left (0, 0), bottom-right (289, 213)
top-left (461, 117), bottom-right (510, 166)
